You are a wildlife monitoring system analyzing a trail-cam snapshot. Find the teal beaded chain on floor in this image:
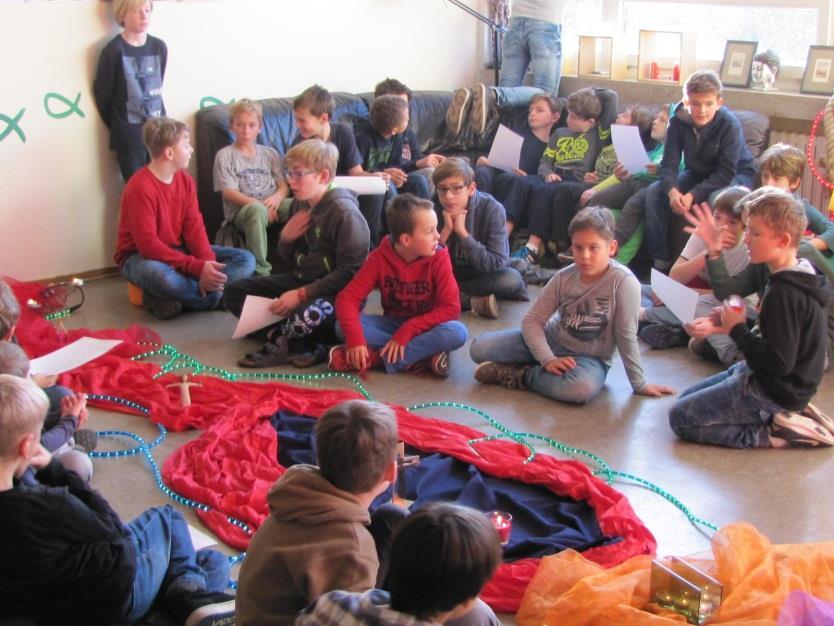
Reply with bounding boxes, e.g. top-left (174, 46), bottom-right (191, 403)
top-left (82, 341), bottom-right (717, 590)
